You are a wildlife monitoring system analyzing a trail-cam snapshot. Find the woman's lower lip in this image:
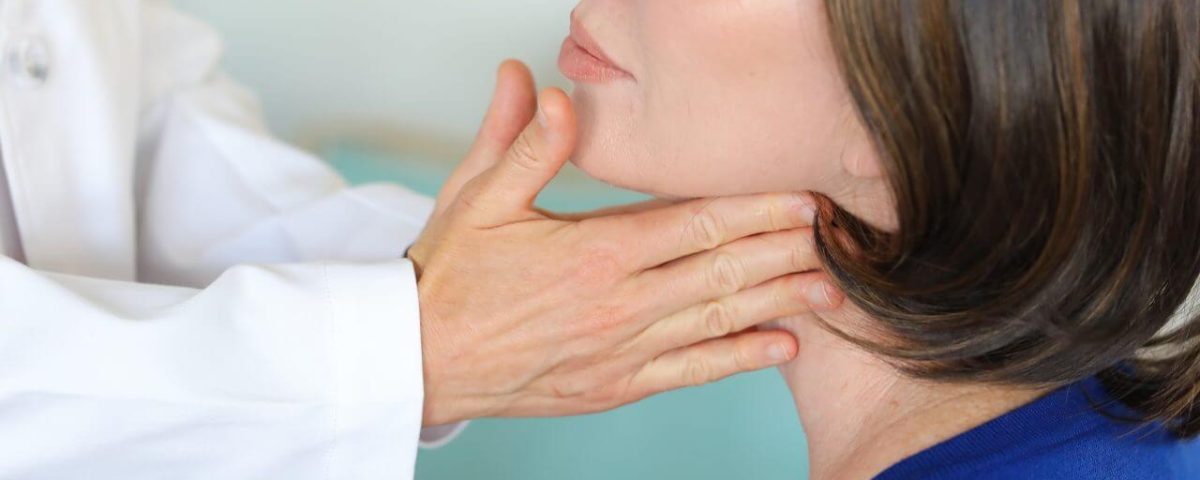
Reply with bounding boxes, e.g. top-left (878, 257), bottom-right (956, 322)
top-left (558, 37), bottom-right (632, 83)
